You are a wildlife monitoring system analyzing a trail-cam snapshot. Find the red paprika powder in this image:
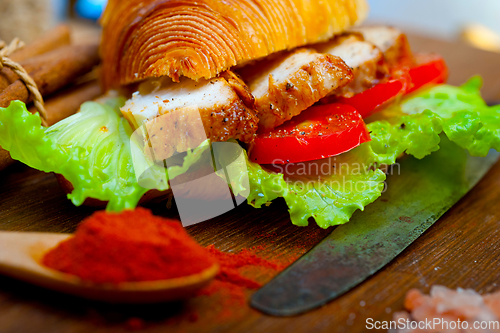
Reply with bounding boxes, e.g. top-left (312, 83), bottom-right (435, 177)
top-left (191, 245), bottom-right (298, 320)
top-left (42, 208), bottom-right (216, 284)
top-left (206, 245), bottom-right (286, 289)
